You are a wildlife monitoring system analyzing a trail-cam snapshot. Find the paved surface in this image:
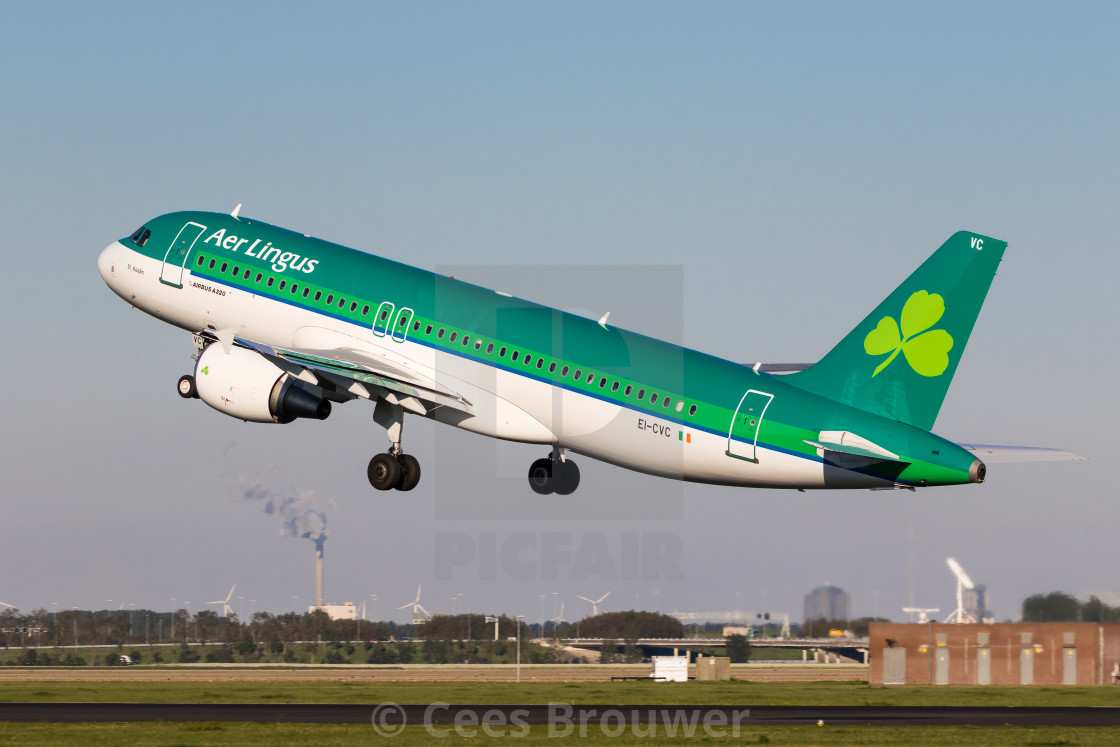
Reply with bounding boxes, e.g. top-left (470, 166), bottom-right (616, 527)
top-left (1, 702), bottom-right (1120, 726)
top-left (0, 665), bottom-right (867, 683)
